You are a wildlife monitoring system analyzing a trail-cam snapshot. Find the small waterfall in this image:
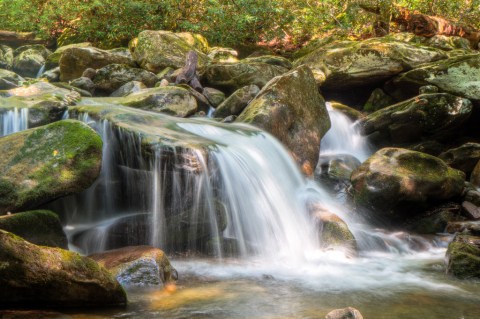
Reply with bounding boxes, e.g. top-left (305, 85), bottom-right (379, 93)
top-left (36, 64), bottom-right (46, 78)
top-left (0, 108), bottom-right (29, 137)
